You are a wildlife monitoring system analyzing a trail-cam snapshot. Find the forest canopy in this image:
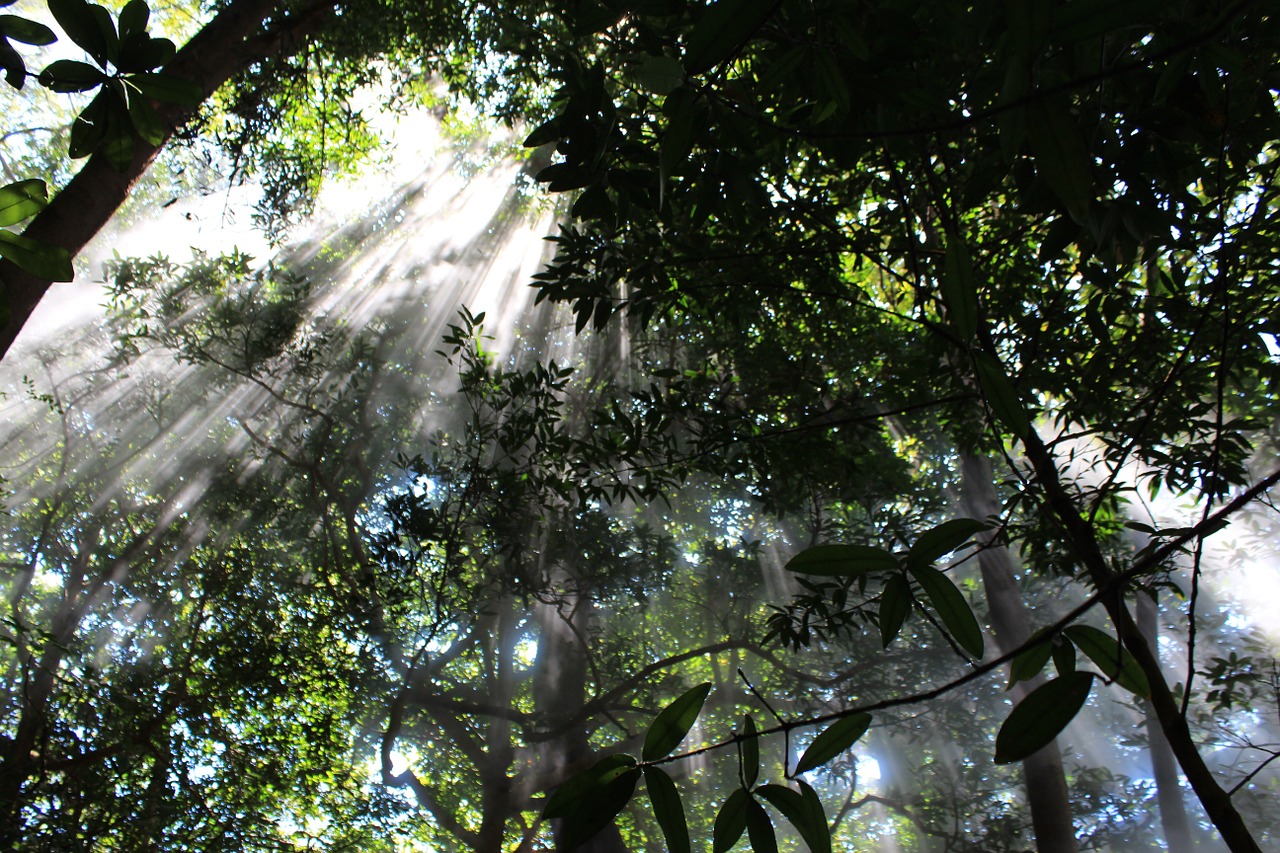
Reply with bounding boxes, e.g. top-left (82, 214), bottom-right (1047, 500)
top-left (1, 0), bottom-right (1279, 851)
